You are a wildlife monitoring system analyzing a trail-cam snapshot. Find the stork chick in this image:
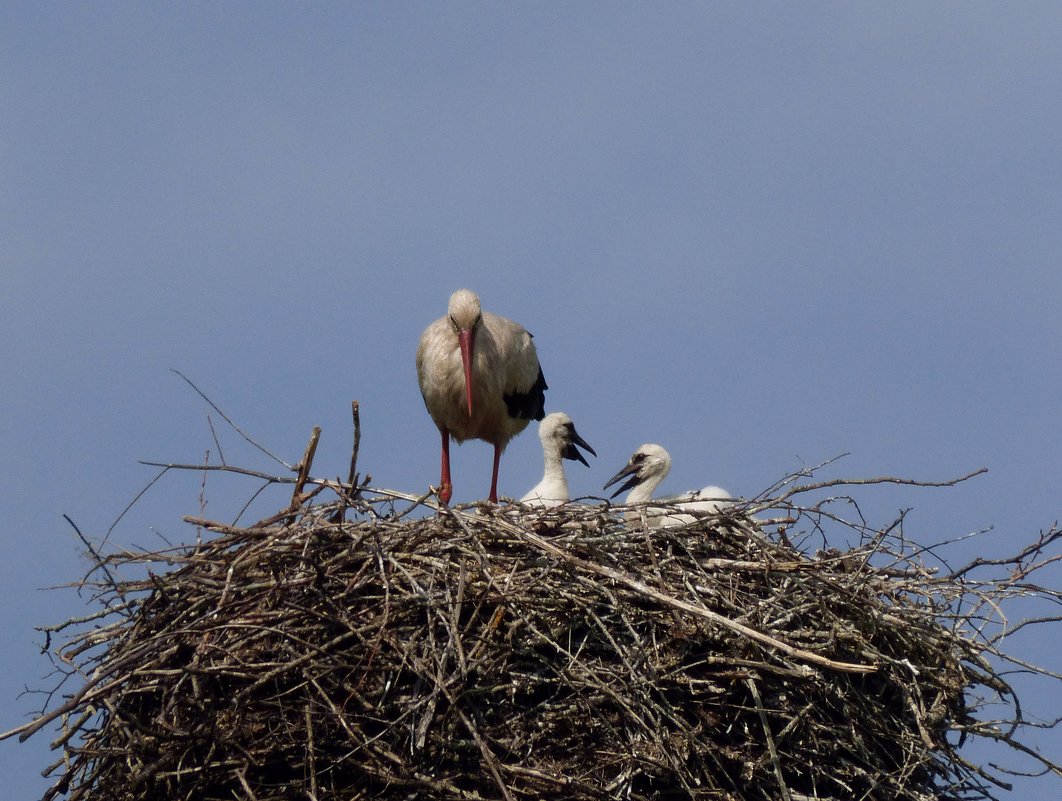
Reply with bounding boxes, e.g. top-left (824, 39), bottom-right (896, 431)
top-left (520, 412), bottom-right (597, 507)
top-left (417, 289), bottom-right (547, 504)
top-left (603, 443), bottom-right (731, 527)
